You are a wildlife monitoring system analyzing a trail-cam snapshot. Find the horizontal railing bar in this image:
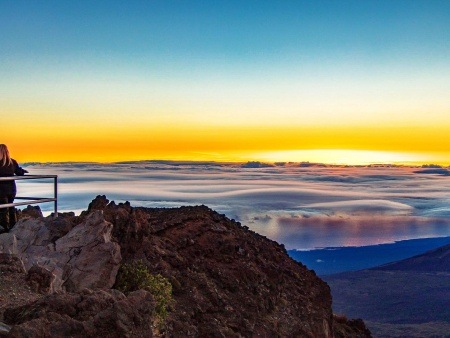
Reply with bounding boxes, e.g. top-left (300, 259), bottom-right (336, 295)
top-left (0, 175), bottom-right (58, 216)
top-left (0, 175), bottom-right (57, 181)
top-left (0, 198), bottom-right (57, 209)
top-left (15, 197), bottom-right (54, 201)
